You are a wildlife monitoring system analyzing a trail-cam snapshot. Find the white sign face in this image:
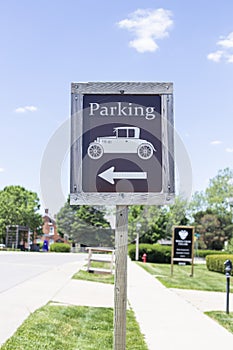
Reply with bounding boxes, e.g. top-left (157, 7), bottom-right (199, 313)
top-left (70, 82), bottom-right (175, 205)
